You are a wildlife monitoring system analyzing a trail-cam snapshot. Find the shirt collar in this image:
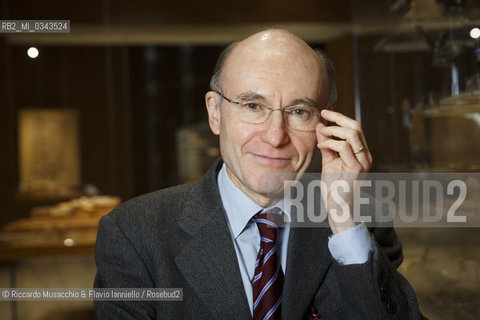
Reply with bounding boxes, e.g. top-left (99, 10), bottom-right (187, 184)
top-left (217, 163), bottom-right (289, 239)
